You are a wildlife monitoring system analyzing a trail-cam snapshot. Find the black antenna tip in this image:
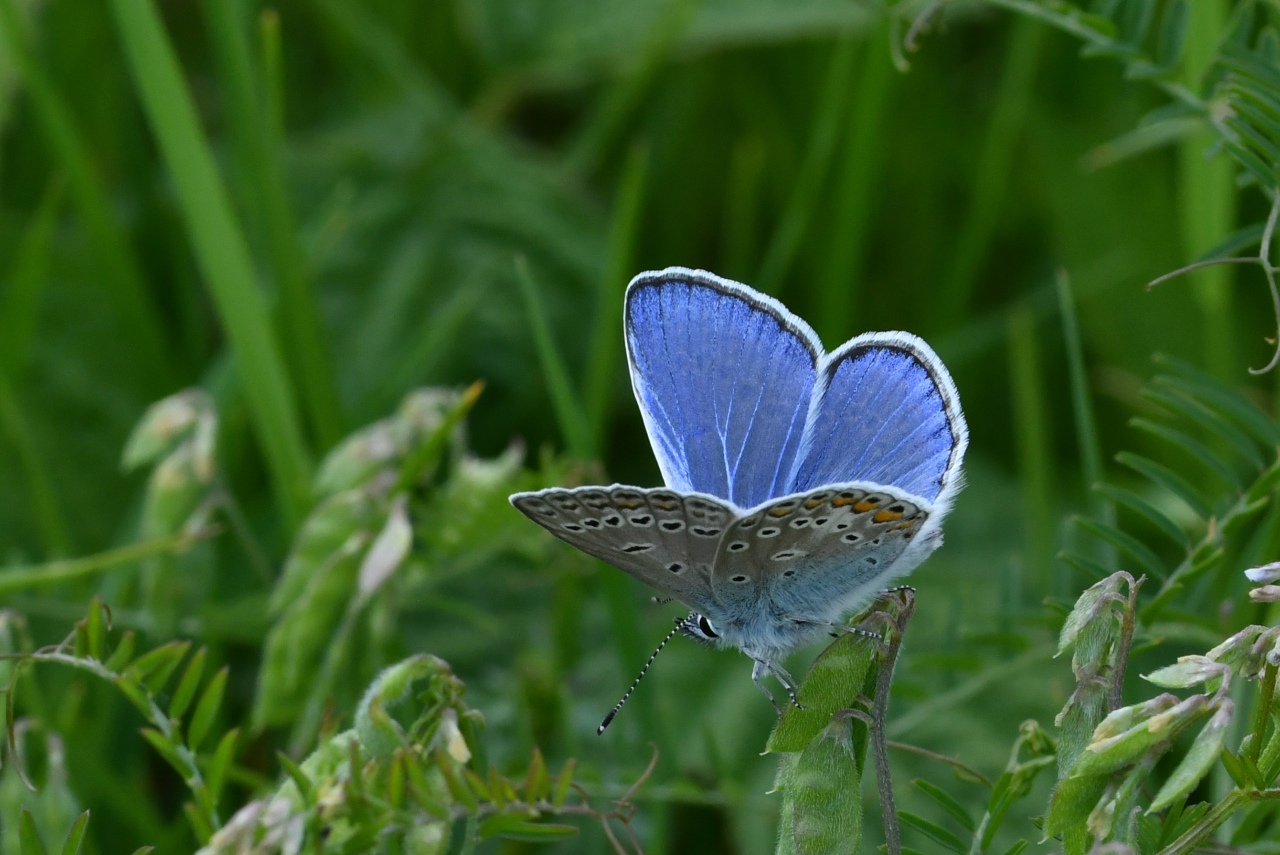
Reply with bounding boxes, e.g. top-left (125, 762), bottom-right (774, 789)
top-left (597, 709), bottom-right (618, 735)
